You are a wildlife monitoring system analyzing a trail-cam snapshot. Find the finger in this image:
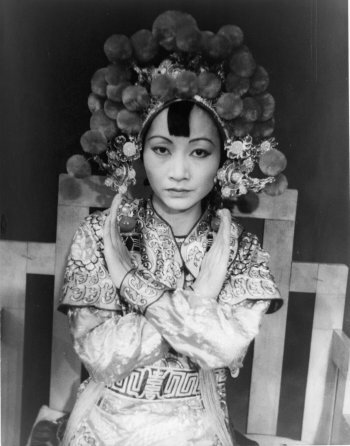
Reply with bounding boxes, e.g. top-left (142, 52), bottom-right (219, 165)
top-left (103, 214), bottom-right (112, 246)
top-left (218, 209), bottom-right (231, 243)
top-left (110, 193), bottom-right (123, 229)
top-left (212, 211), bottom-right (231, 268)
top-left (104, 210), bottom-right (121, 254)
top-left (109, 194), bottom-right (124, 247)
top-left (211, 209), bottom-right (231, 251)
